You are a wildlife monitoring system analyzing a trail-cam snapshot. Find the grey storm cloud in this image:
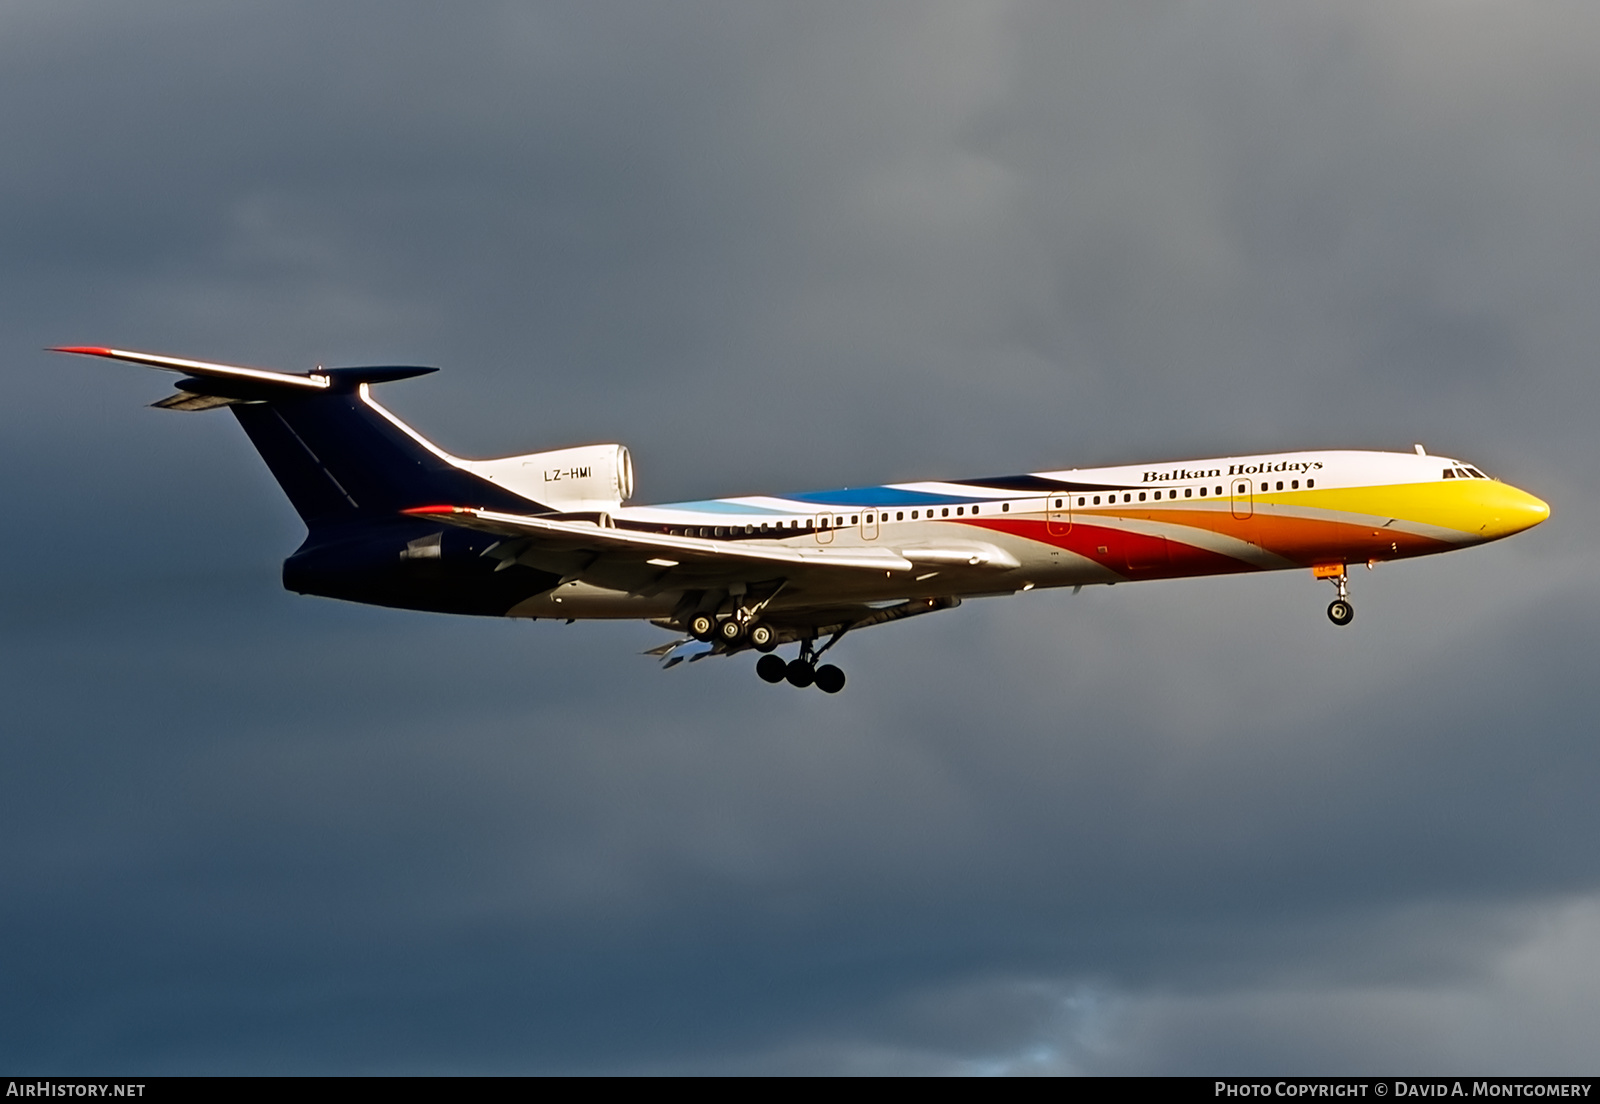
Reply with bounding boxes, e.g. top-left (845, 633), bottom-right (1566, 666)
top-left (1, 0), bottom-right (1596, 1074)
